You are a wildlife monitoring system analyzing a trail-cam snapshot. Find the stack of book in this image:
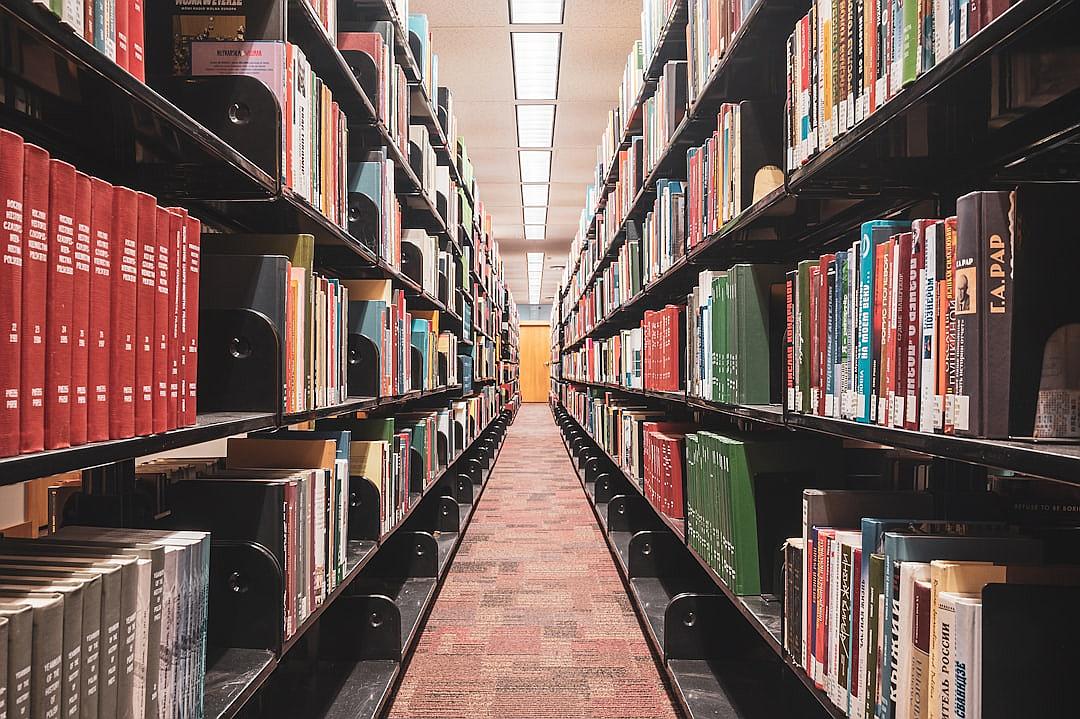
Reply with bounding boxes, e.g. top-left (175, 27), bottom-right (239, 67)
top-left (686, 0), bottom-right (757, 100)
top-left (785, 187), bottom-right (1080, 440)
top-left (39, 0), bottom-right (148, 80)
top-left (0, 131), bottom-right (201, 458)
top-left (642, 60), bottom-right (689, 174)
top-left (641, 181), bottom-right (687, 285)
top-left (0, 527), bottom-right (211, 719)
top-left (338, 29), bottom-right (411, 159)
top-left (685, 264), bottom-right (786, 406)
top-left (785, 0), bottom-right (1017, 169)
top-left (643, 305), bottom-right (685, 392)
top-left (350, 150), bottom-right (403, 267)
